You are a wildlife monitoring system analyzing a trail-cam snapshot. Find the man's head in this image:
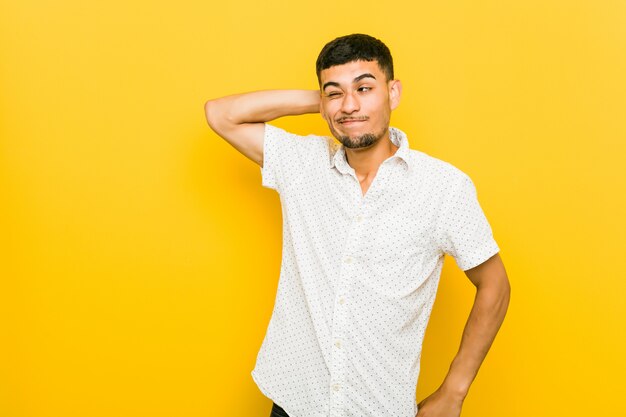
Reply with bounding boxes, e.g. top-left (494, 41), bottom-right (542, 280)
top-left (316, 34), bottom-right (401, 150)
top-left (316, 34), bottom-right (394, 84)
